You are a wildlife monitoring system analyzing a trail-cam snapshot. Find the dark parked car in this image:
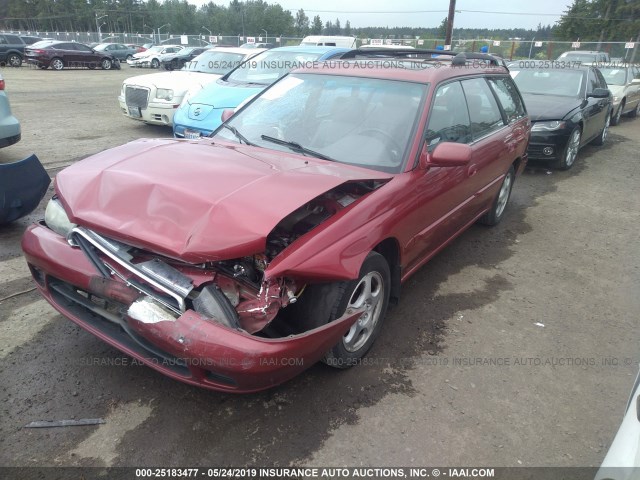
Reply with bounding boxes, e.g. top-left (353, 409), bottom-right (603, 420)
top-left (161, 46), bottom-right (209, 70)
top-left (93, 43), bottom-right (138, 61)
top-left (25, 40), bottom-right (118, 70)
top-left (22, 50), bottom-right (530, 393)
top-left (0, 33), bottom-right (28, 67)
top-left (510, 64), bottom-right (612, 170)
